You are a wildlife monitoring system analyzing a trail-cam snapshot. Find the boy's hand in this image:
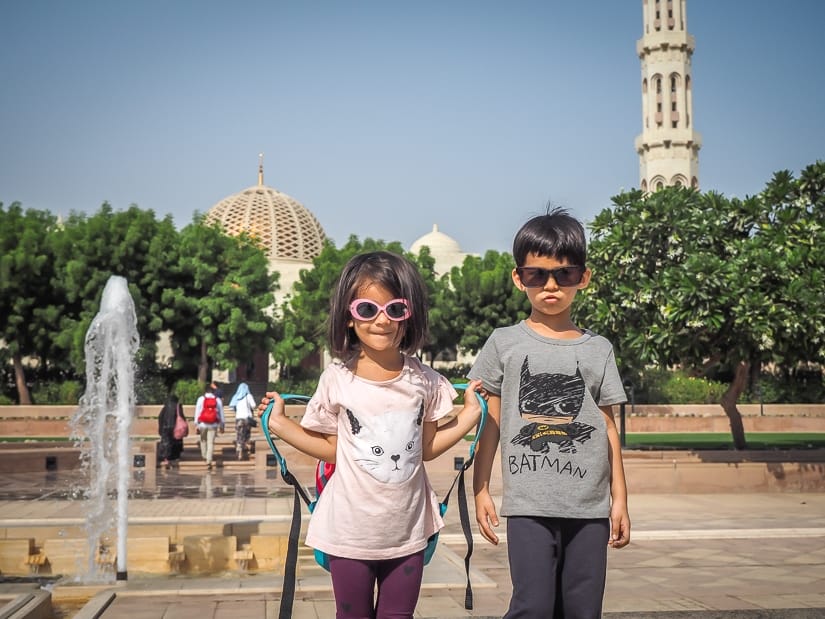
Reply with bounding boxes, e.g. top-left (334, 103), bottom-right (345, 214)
top-left (609, 502), bottom-right (630, 549)
top-left (474, 489), bottom-right (500, 545)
